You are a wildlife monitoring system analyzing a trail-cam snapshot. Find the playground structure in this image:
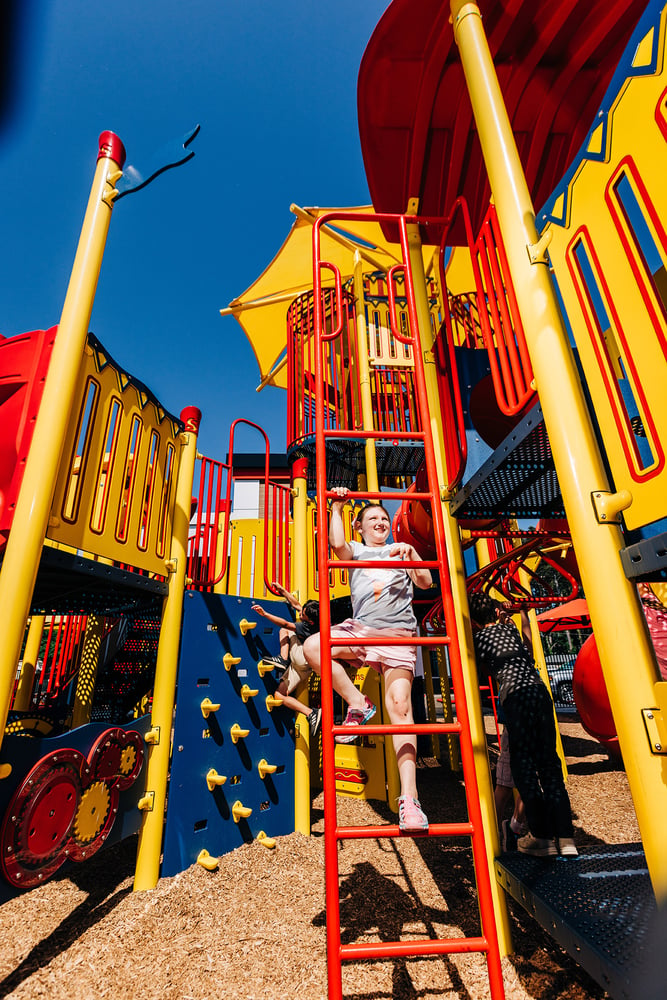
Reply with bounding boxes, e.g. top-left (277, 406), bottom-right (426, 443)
top-left (1, 1), bottom-right (667, 998)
